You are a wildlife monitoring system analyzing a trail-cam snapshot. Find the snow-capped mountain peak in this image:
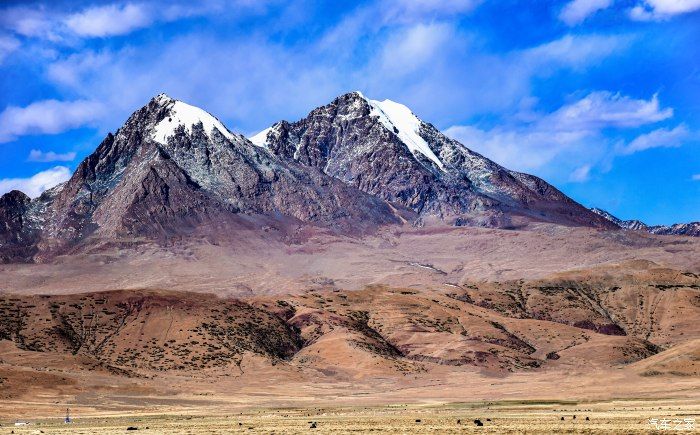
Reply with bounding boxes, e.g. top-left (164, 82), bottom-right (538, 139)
top-left (245, 91), bottom-right (615, 229)
top-left (249, 126), bottom-right (273, 148)
top-left (152, 96), bottom-right (235, 145)
top-left (361, 93), bottom-right (445, 171)
top-left (249, 92), bottom-right (446, 170)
